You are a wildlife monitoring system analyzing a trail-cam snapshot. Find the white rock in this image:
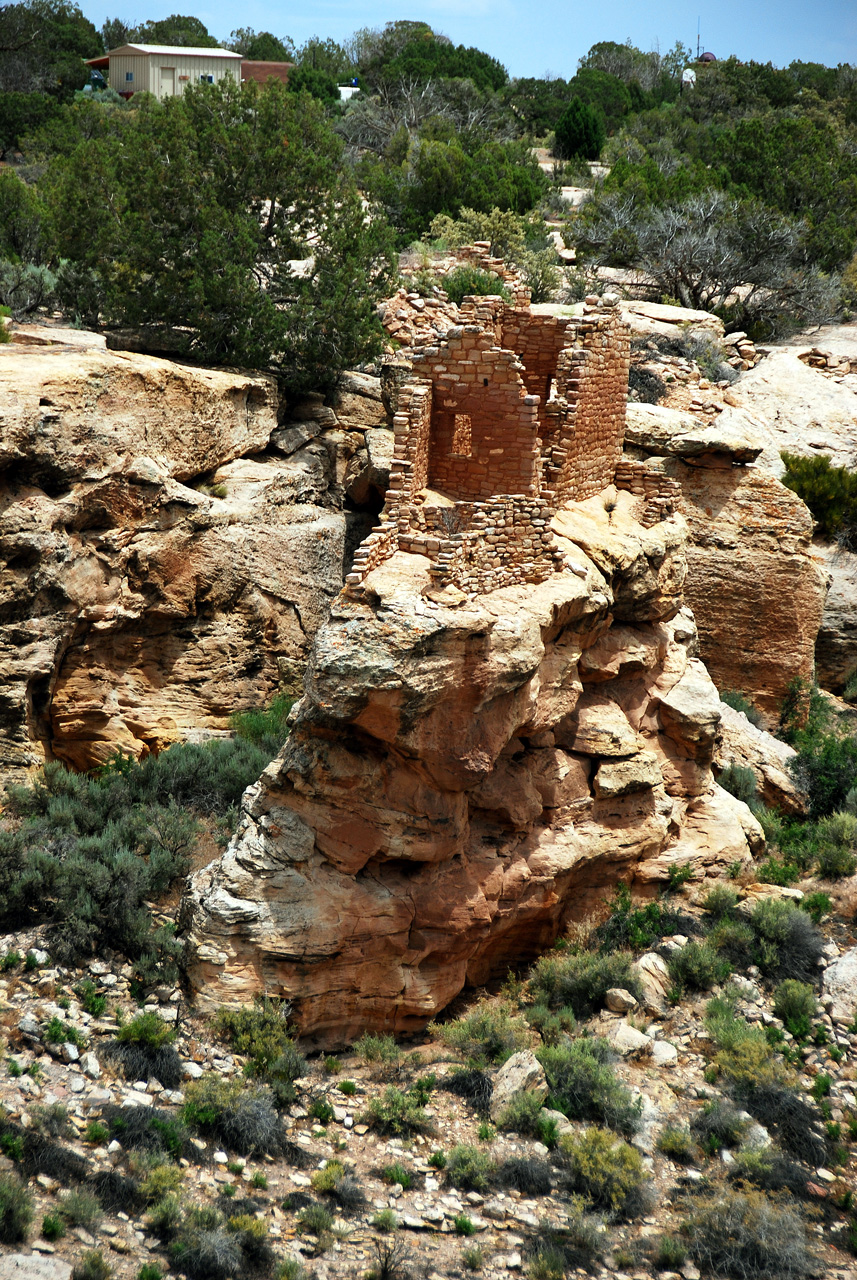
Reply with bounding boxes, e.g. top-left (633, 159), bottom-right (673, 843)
top-left (651, 1041), bottom-right (678, 1067)
top-left (489, 1050), bottom-right (548, 1122)
top-left (605, 988), bottom-right (639, 1013)
top-left (81, 1053), bottom-right (101, 1080)
top-left (607, 1022), bottom-right (652, 1056)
